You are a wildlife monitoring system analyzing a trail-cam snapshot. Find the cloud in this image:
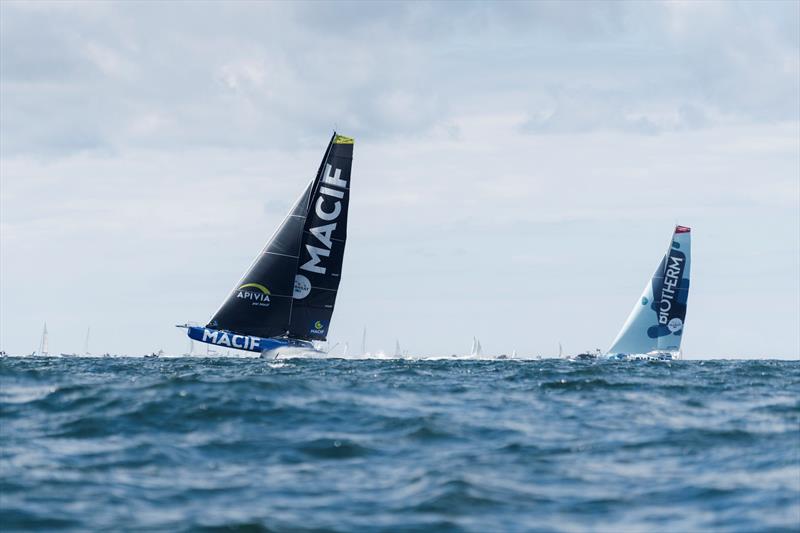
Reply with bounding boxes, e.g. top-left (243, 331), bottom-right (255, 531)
top-left (2, 1), bottom-right (797, 158)
top-left (0, 1), bottom-right (798, 357)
